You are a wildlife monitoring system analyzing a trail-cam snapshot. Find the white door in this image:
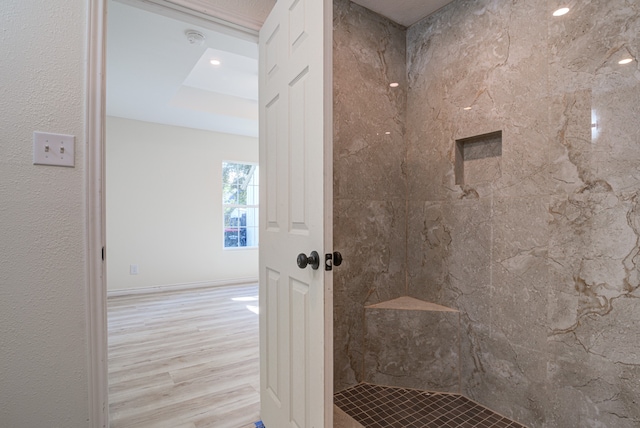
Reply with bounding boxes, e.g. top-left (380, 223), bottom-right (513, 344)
top-left (258, 0), bottom-right (333, 427)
